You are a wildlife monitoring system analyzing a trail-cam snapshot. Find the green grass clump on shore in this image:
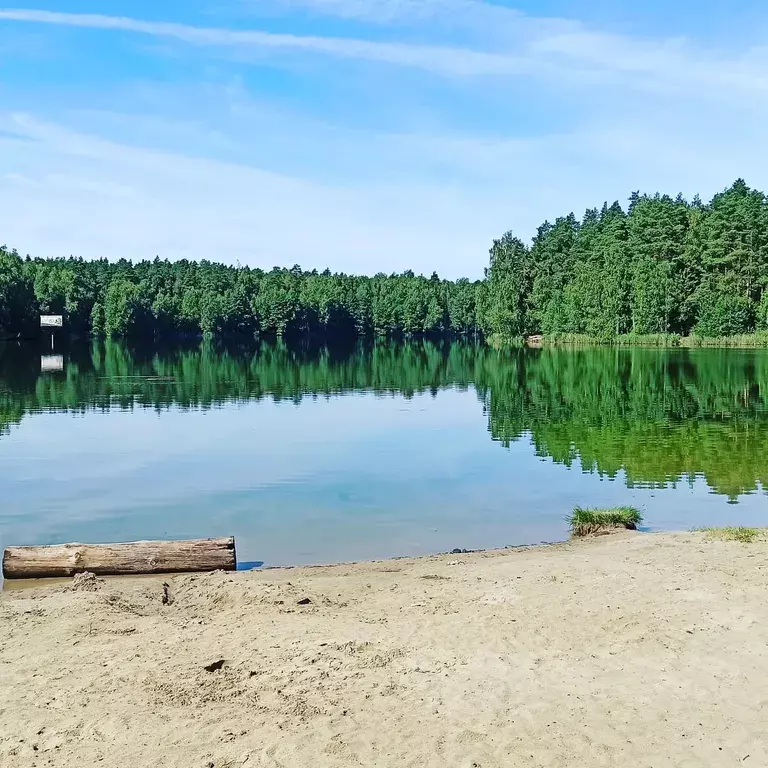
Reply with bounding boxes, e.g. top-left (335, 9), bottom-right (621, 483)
top-left (486, 333), bottom-right (526, 349)
top-left (537, 332), bottom-right (768, 348)
top-left (542, 333), bottom-right (609, 346)
top-left (542, 333), bottom-right (681, 347)
top-left (569, 506), bottom-right (643, 536)
top-left (682, 332), bottom-right (768, 348)
top-left (615, 333), bottom-right (681, 347)
top-left (700, 527), bottom-right (765, 543)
